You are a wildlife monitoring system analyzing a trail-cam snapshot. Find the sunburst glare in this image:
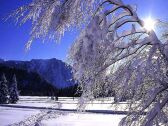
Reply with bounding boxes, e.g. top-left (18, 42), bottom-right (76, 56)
top-left (143, 17), bottom-right (156, 31)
